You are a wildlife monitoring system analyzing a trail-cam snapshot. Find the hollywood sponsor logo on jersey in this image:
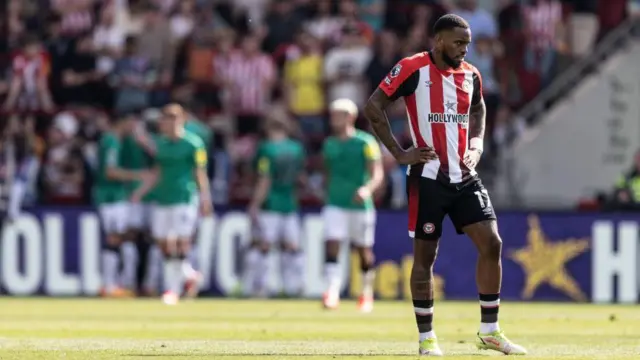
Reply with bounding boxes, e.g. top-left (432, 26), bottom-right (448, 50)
top-left (425, 100), bottom-right (470, 127)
